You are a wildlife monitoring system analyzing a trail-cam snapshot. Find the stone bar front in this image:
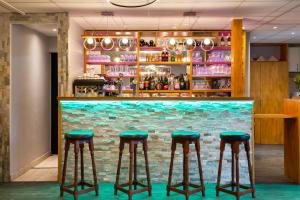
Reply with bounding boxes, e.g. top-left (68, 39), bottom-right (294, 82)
top-left (58, 97), bottom-right (253, 184)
